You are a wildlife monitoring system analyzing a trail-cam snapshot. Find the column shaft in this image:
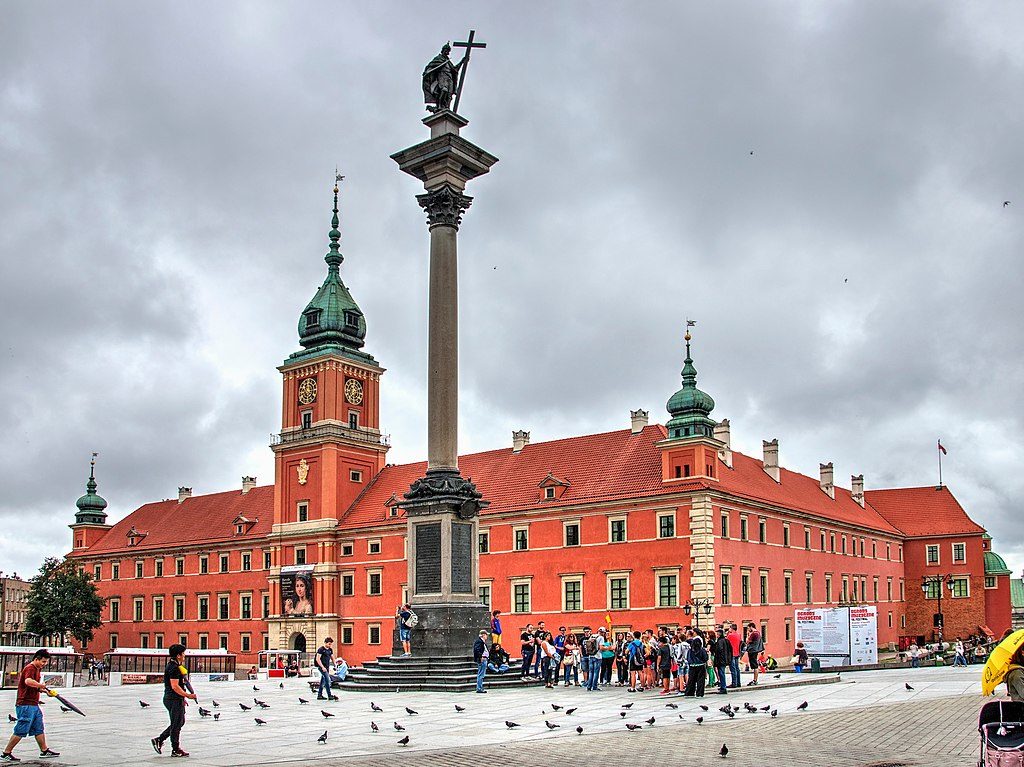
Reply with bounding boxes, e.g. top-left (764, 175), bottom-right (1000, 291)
top-left (427, 224), bottom-right (459, 471)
